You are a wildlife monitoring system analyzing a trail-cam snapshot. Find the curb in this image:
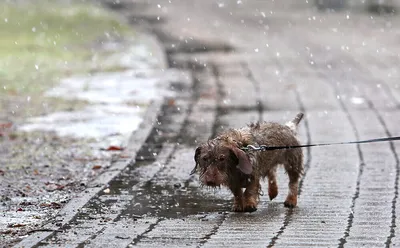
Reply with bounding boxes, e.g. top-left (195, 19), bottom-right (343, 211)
top-left (13, 16), bottom-right (170, 248)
